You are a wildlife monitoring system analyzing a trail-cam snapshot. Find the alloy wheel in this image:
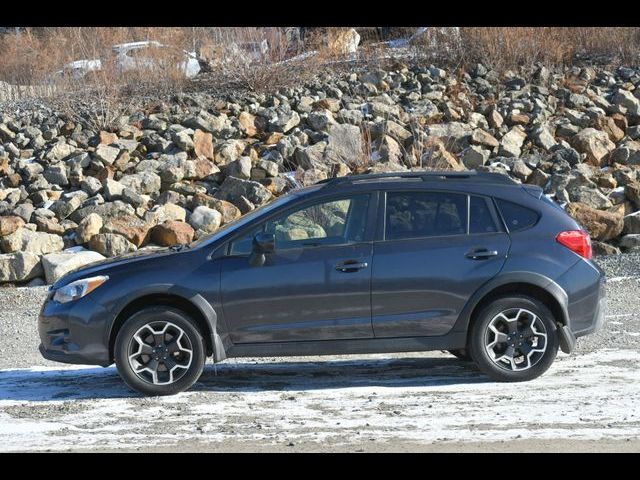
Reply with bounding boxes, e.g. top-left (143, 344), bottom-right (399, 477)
top-left (127, 321), bottom-right (193, 385)
top-left (484, 308), bottom-right (548, 372)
